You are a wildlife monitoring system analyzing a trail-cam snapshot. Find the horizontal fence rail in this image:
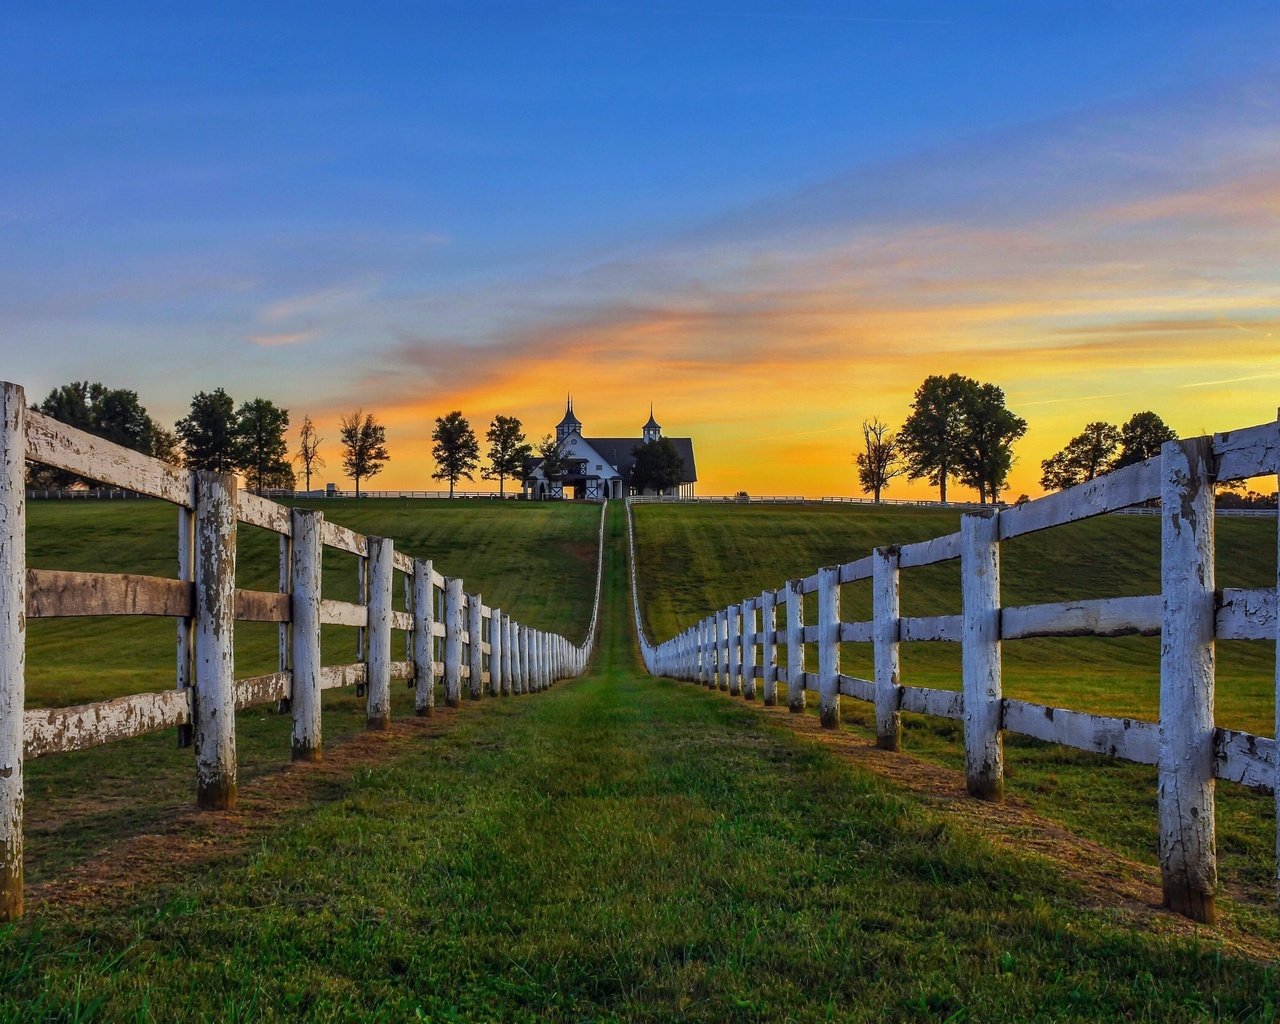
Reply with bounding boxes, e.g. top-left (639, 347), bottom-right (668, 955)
top-left (0, 381), bottom-right (606, 921)
top-left (629, 416), bottom-right (1280, 925)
